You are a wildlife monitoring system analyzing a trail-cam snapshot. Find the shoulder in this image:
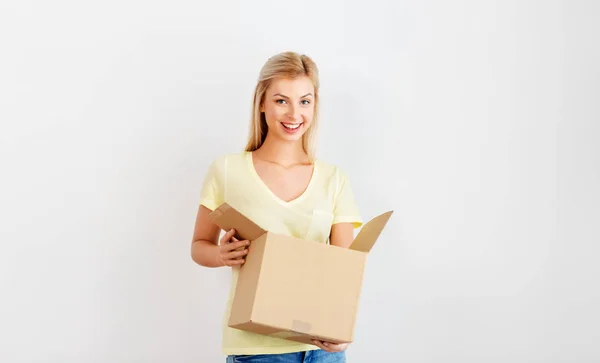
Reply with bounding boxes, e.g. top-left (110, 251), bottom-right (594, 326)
top-left (208, 151), bottom-right (248, 169)
top-left (202, 152), bottom-right (246, 183)
top-left (315, 158), bottom-right (352, 185)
